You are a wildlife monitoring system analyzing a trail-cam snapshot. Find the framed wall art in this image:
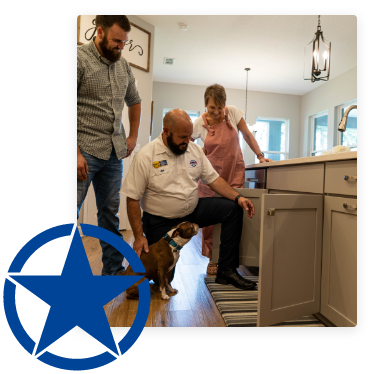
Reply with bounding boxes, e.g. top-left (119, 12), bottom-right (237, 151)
top-left (77, 16), bottom-right (151, 73)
